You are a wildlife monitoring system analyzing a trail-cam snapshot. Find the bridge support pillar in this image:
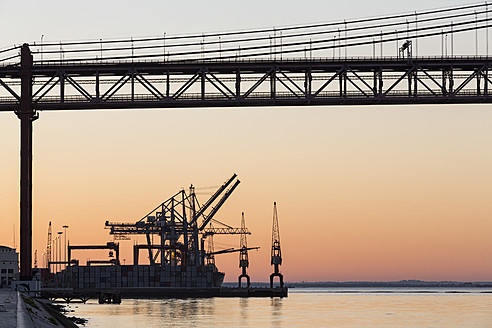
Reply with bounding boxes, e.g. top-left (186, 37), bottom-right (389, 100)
top-left (16, 44), bottom-right (37, 281)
